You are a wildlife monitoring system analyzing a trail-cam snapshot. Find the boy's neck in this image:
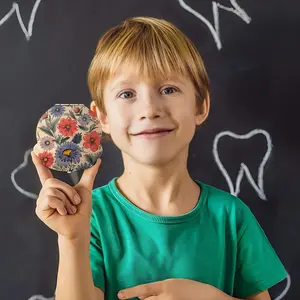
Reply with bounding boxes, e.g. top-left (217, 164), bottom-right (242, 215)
top-left (115, 153), bottom-right (201, 216)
